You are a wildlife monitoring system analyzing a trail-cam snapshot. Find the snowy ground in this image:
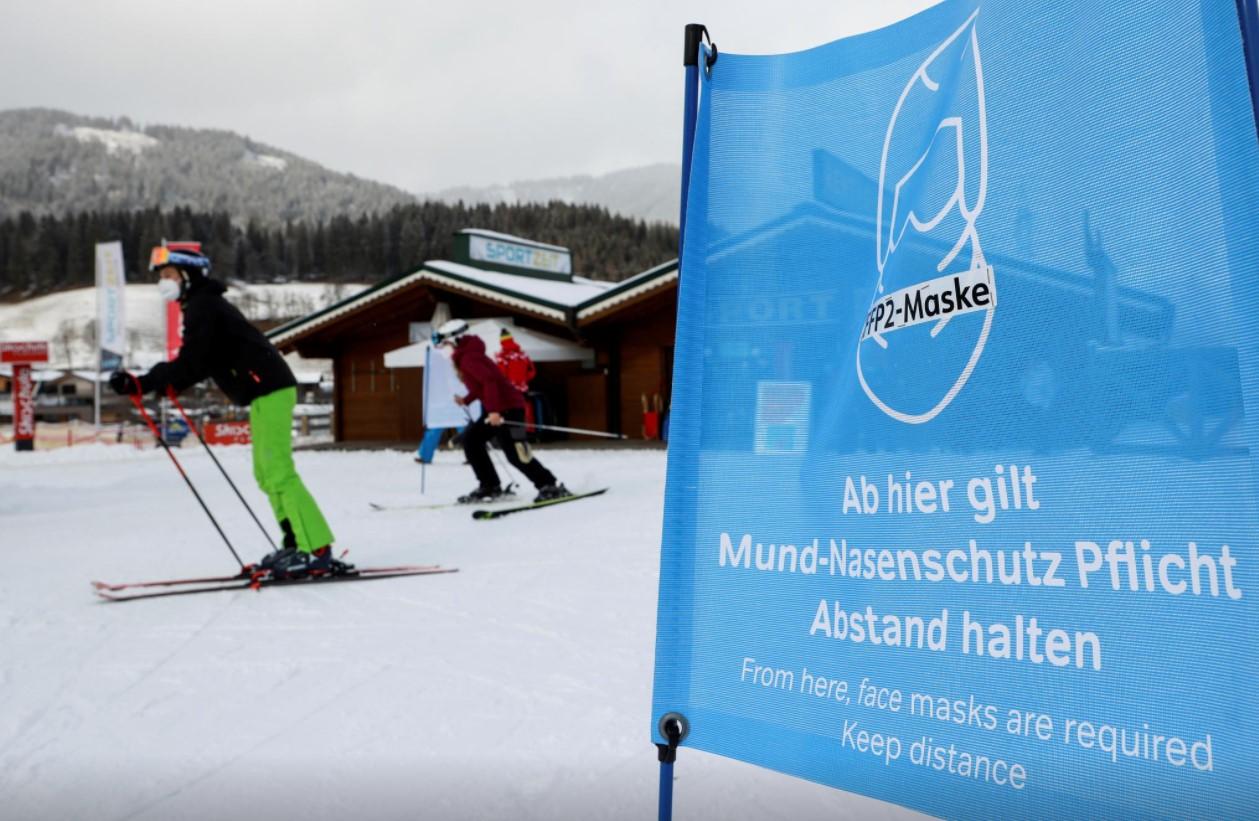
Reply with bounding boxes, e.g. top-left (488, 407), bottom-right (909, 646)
top-left (0, 444), bottom-right (924, 821)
